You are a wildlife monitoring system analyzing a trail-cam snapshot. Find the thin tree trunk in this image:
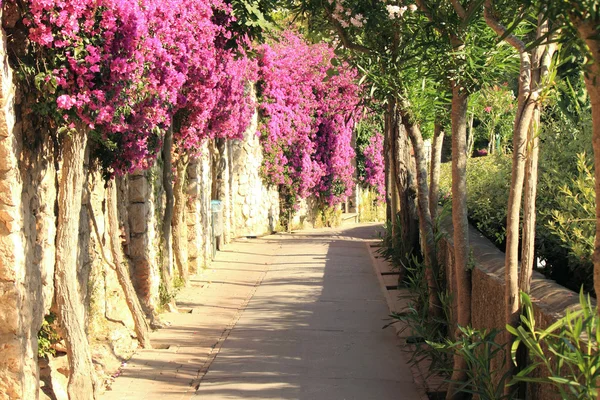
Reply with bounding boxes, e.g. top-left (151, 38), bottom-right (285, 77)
top-left (384, 106), bottom-right (393, 223)
top-left (429, 122), bottom-right (444, 221)
top-left (161, 127), bottom-right (176, 311)
top-left (520, 19), bottom-right (556, 293)
top-left (519, 109), bottom-right (540, 293)
top-left (172, 157), bottom-right (189, 283)
top-left (446, 85), bottom-right (472, 400)
top-left (396, 120), bottom-right (420, 261)
top-left (401, 112), bottom-right (442, 319)
top-left (467, 112), bottom-right (474, 158)
top-left (106, 183), bottom-right (152, 348)
top-left (388, 101), bottom-right (399, 238)
top-left (484, 6), bottom-right (538, 393)
top-left (54, 131), bottom-right (95, 400)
